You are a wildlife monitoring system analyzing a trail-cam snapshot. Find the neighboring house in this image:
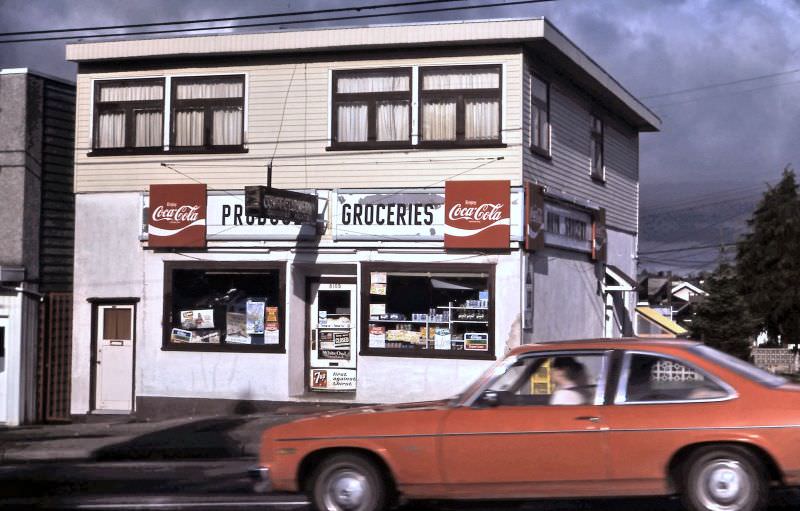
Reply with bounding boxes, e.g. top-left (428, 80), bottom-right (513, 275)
top-left (0, 68), bottom-right (75, 425)
top-left (65, 18), bottom-right (658, 416)
top-left (636, 274), bottom-right (706, 335)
